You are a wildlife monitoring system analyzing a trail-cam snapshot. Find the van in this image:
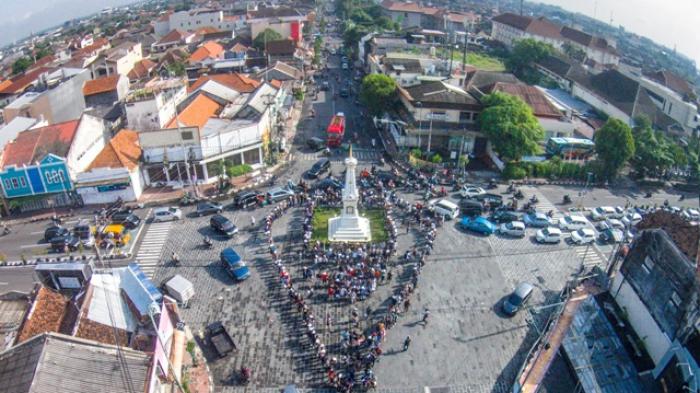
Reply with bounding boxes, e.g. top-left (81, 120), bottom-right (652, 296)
top-left (102, 224), bottom-right (131, 247)
top-left (430, 199), bottom-right (460, 220)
